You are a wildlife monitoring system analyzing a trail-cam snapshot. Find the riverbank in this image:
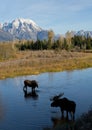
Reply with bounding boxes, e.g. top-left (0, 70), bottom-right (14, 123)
top-left (0, 50), bottom-right (92, 79)
top-left (75, 109), bottom-right (92, 130)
